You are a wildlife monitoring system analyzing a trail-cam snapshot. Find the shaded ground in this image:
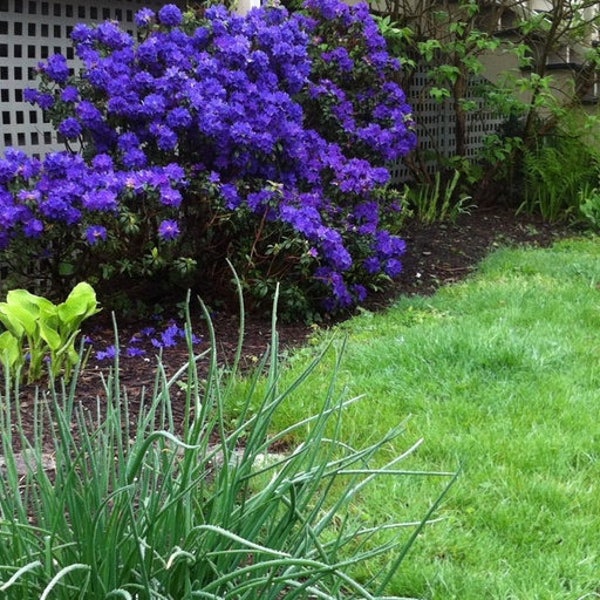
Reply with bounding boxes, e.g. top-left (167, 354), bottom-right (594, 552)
top-left (8, 206), bottom-right (577, 448)
top-left (87, 207), bottom-right (573, 372)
